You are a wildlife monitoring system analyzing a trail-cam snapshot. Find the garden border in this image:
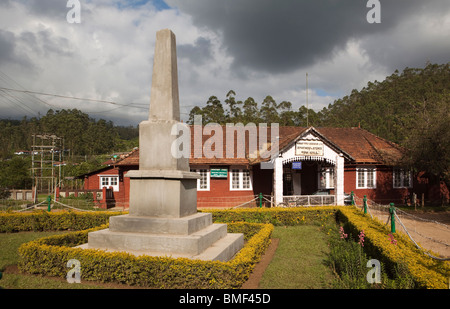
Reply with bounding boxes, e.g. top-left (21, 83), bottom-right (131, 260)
top-left (17, 221), bottom-right (273, 289)
top-left (3, 206), bottom-right (449, 288)
top-left (336, 207), bottom-right (450, 289)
